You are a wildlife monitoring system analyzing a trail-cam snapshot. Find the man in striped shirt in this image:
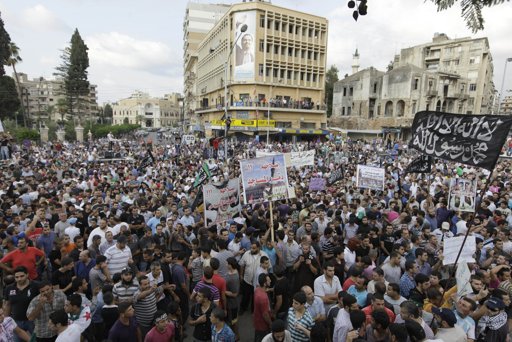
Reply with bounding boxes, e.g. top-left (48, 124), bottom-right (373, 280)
top-left (133, 275), bottom-right (163, 337)
top-left (287, 291), bottom-right (314, 342)
top-left (191, 266), bottom-right (220, 306)
top-left (104, 235), bottom-right (133, 277)
top-left (112, 268), bottom-right (139, 304)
